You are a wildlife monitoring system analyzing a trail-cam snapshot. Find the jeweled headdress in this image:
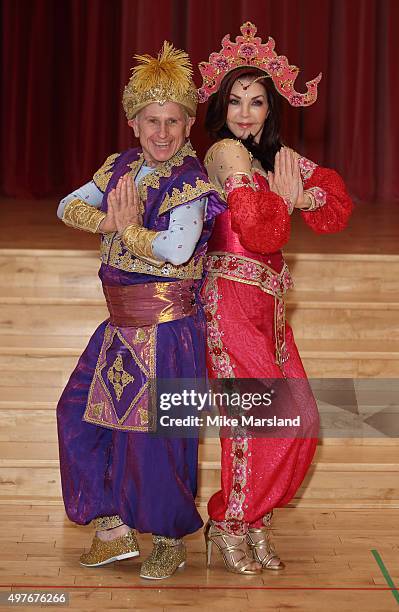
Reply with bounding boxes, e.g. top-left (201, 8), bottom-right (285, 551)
top-left (198, 22), bottom-right (322, 107)
top-left (123, 41), bottom-right (198, 119)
